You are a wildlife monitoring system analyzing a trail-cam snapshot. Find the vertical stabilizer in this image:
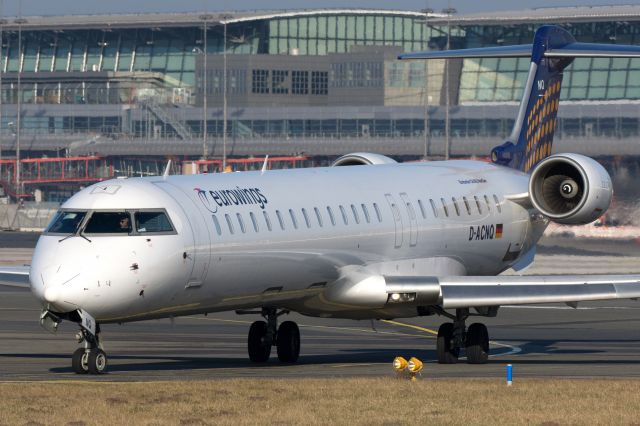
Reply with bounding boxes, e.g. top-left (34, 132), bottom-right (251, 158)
top-left (490, 26), bottom-right (575, 172)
